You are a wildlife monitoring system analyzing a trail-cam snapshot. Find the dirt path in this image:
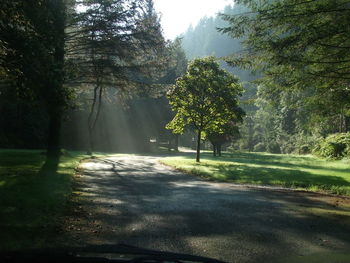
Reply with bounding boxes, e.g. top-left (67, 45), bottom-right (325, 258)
top-left (61, 155), bottom-right (350, 263)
